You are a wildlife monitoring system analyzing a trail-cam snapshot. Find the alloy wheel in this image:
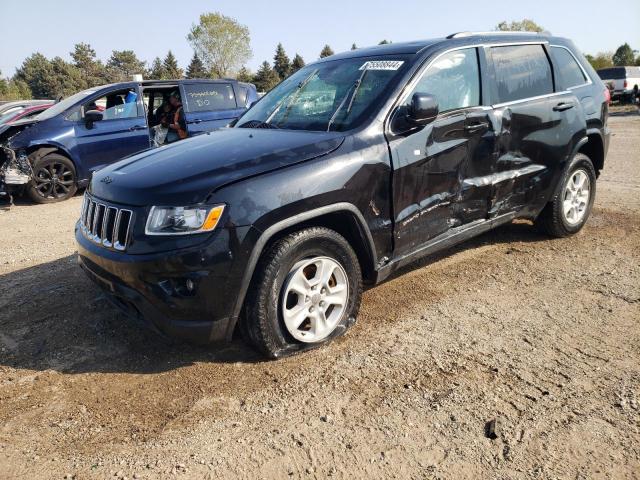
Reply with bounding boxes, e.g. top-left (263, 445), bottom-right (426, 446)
top-left (281, 256), bottom-right (349, 343)
top-left (34, 162), bottom-right (75, 199)
top-left (562, 169), bottom-right (591, 226)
